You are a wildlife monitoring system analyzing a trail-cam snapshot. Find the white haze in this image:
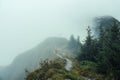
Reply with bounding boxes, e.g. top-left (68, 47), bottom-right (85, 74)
top-left (0, 0), bottom-right (120, 66)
